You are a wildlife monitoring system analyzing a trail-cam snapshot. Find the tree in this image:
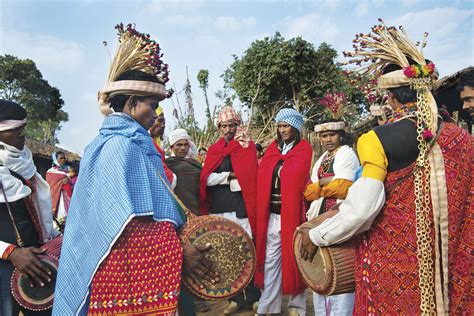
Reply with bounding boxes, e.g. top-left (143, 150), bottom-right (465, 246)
top-left (197, 69), bottom-right (211, 124)
top-left (0, 54), bottom-right (68, 144)
top-left (226, 33), bottom-right (361, 132)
